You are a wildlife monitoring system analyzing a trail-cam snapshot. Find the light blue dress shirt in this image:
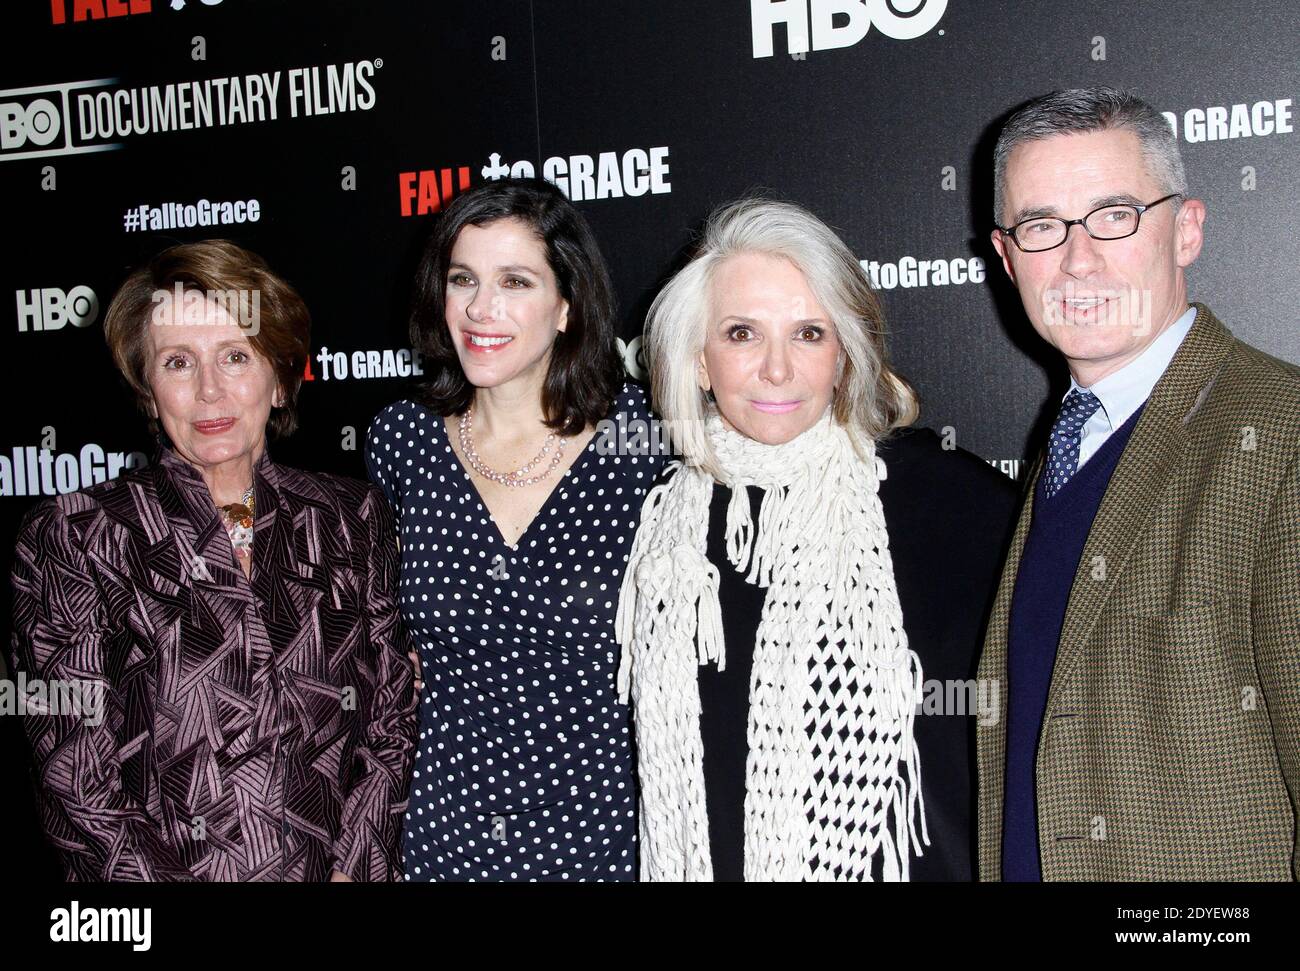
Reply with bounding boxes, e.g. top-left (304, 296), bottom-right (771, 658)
top-left (1071, 305), bottom-right (1197, 468)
